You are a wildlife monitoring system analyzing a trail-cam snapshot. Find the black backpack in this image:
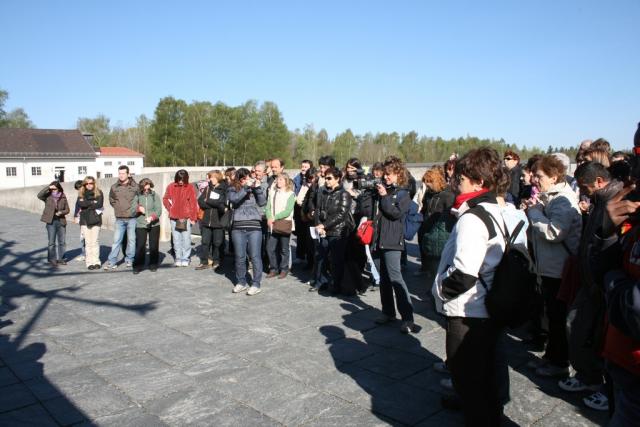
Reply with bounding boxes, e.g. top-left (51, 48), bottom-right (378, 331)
top-left (468, 206), bottom-right (541, 328)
